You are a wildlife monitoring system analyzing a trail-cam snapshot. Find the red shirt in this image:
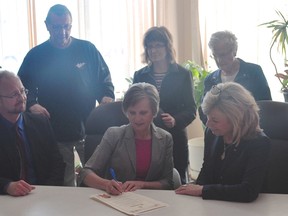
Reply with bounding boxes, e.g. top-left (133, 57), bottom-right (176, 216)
top-left (135, 139), bottom-right (152, 180)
